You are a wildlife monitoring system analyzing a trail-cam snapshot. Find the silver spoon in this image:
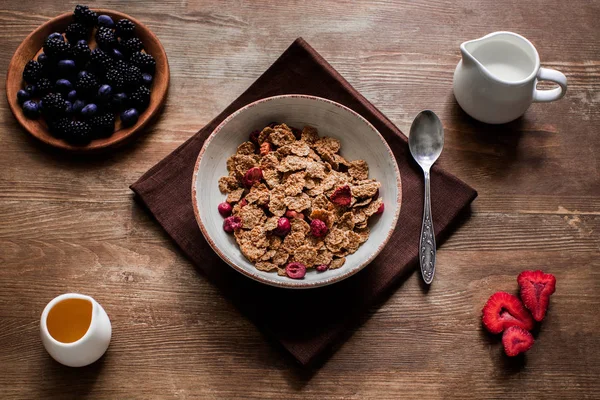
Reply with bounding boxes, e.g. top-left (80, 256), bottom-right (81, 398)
top-left (409, 110), bottom-right (444, 285)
